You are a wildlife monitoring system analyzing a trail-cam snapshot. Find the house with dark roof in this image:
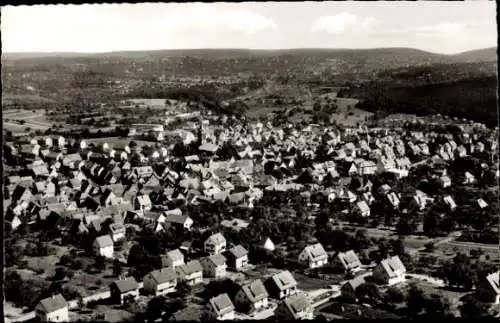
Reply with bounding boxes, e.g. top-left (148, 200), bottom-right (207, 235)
top-left (298, 243), bottom-right (328, 269)
top-left (476, 271), bottom-right (500, 304)
top-left (373, 256), bottom-right (407, 286)
top-left (206, 293), bottom-right (235, 320)
top-left (225, 245), bottom-right (249, 271)
top-left (143, 268), bottom-right (178, 296)
top-left (275, 293), bottom-right (313, 320)
top-left (234, 279), bottom-right (269, 314)
top-left (200, 254), bottom-right (227, 279)
top-left (35, 294), bottom-right (69, 322)
top-left (110, 277), bottom-right (139, 305)
top-left (265, 270), bottom-right (298, 300)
